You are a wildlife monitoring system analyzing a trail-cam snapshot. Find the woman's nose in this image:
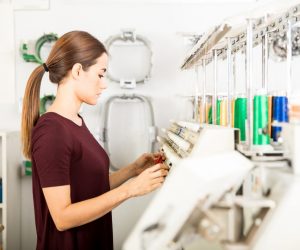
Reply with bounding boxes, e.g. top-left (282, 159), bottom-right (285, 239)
top-left (100, 79), bottom-right (107, 89)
